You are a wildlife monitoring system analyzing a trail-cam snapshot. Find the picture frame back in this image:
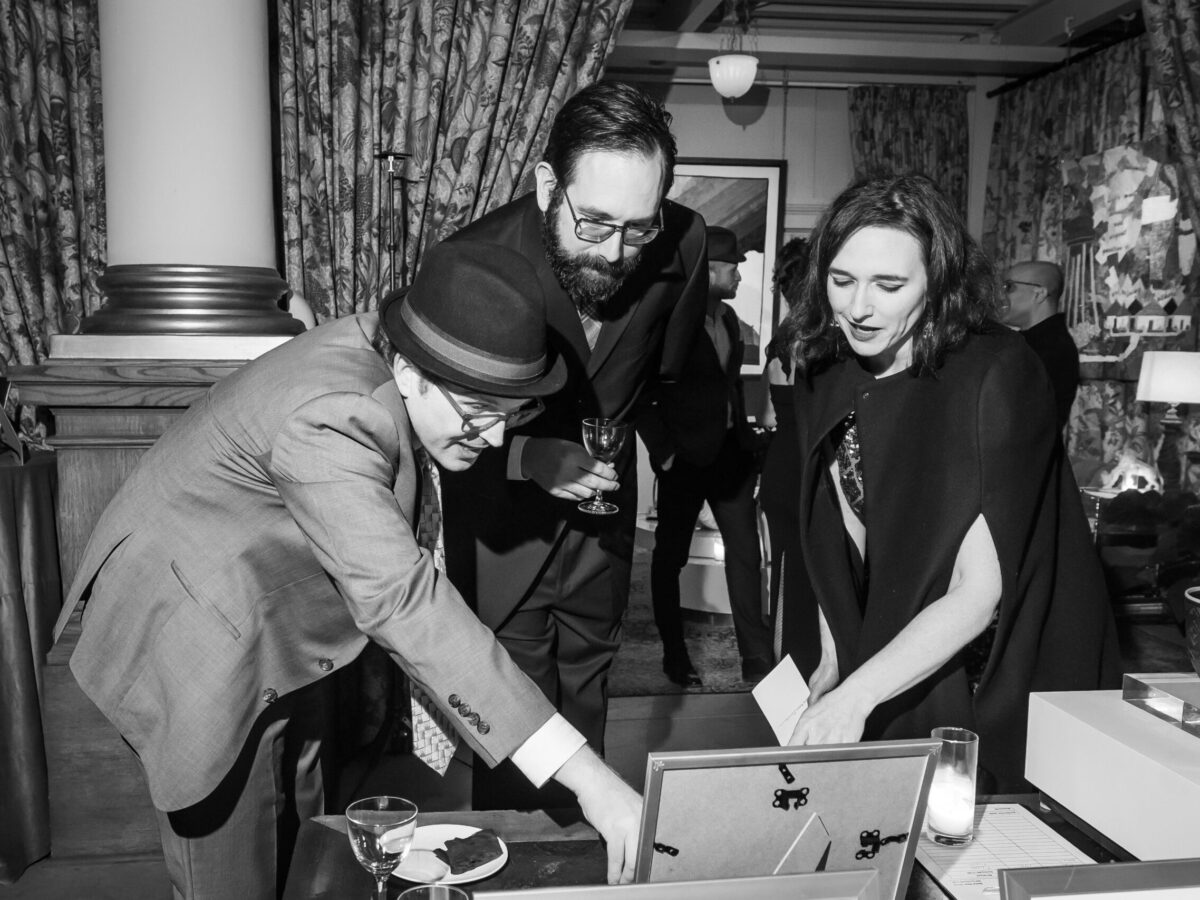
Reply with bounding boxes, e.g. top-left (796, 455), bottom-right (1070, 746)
top-left (999, 857), bottom-right (1200, 900)
top-left (478, 869), bottom-right (881, 900)
top-left (633, 739), bottom-right (940, 900)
